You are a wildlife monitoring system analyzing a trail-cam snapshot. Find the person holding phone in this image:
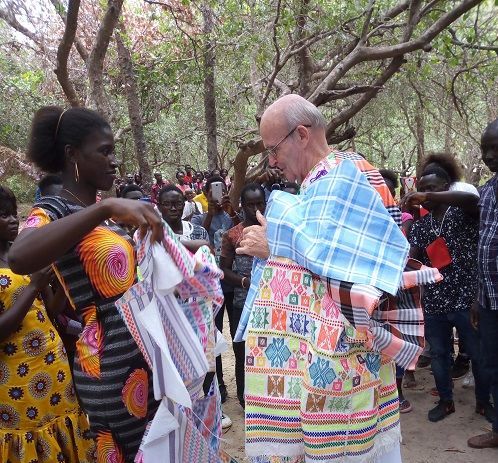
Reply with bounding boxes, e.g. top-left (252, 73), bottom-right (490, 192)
top-left (191, 175), bottom-right (235, 246)
top-left (191, 175), bottom-right (236, 405)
